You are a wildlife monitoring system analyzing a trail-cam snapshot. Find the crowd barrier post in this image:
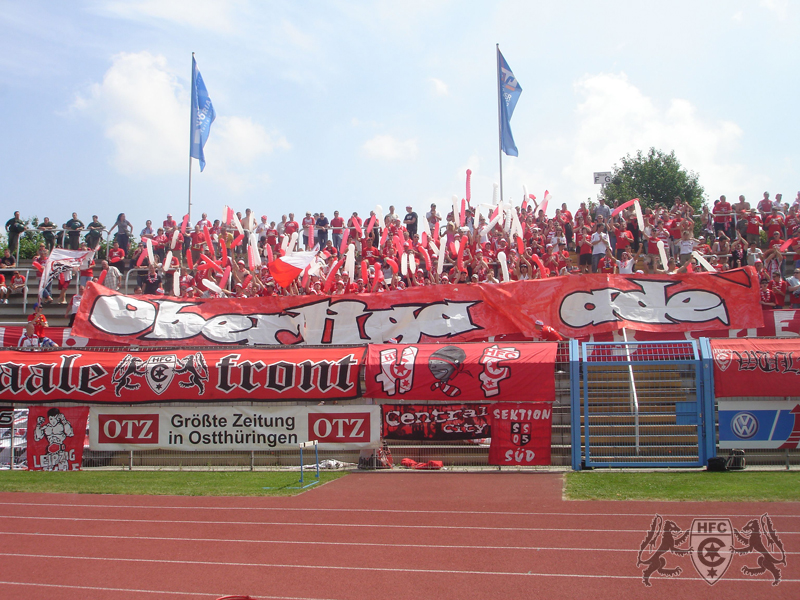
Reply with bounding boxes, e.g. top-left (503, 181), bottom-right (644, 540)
top-left (569, 338), bottom-right (582, 471)
top-left (698, 337), bottom-right (717, 464)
